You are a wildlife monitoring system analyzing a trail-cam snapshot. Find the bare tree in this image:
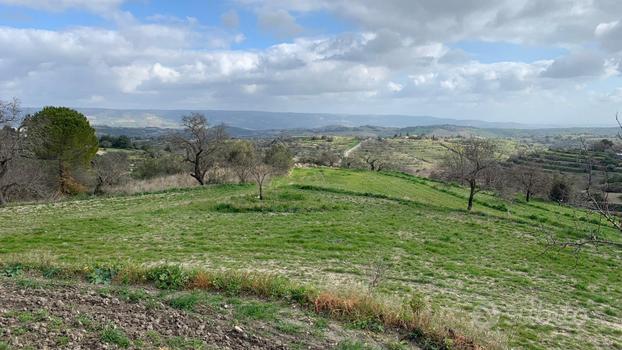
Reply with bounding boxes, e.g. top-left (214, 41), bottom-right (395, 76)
top-left (440, 138), bottom-right (500, 211)
top-left (0, 98), bottom-right (24, 206)
top-left (511, 164), bottom-right (549, 202)
top-left (92, 152), bottom-right (130, 194)
top-left (549, 113), bottom-right (622, 251)
top-left (172, 113), bottom-right (227, 185)
top-left (251, 162), bottom-right (271, 200)
top-left (250, 142), bottom-right (293, 200)
top-left (579, 137), bottom-right (595, 192)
